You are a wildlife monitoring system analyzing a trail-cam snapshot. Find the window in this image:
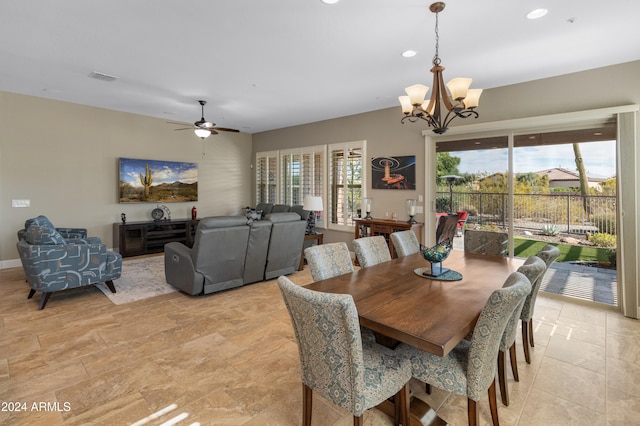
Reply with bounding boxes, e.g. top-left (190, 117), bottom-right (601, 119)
top-left (279, 146), bottom-right (324, 206)
top-left (328, 141), bottom-right (366, 230)
top-left (255, 151), bottom-right (278, 204)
